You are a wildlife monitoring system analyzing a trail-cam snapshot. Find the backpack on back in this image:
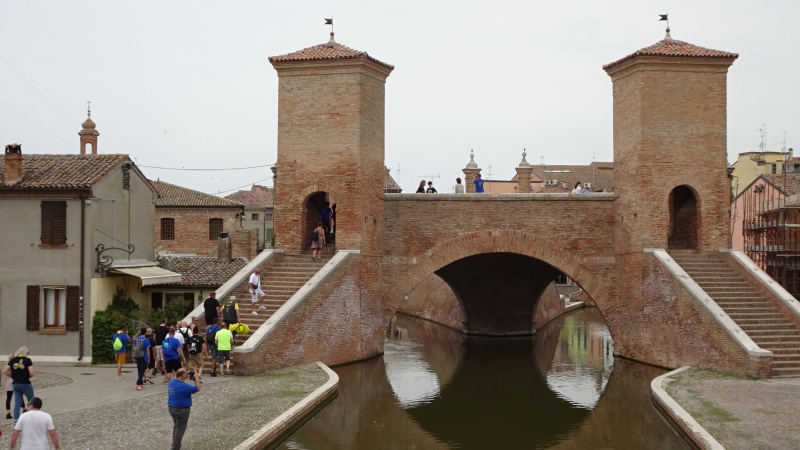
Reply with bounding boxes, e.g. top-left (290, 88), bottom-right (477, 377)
top-left (223, 303), bottom-right (237, 324)
top-left (189, 335), bottom-right (202, 355)
top-left (112, 333), bottom-right (123, 351)
top-left (206, 325), bottom-right (219, 343)
top-left (132, 337), bottom-right (145, 359)
top-left (311, 230), bottom-right (320, 241)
